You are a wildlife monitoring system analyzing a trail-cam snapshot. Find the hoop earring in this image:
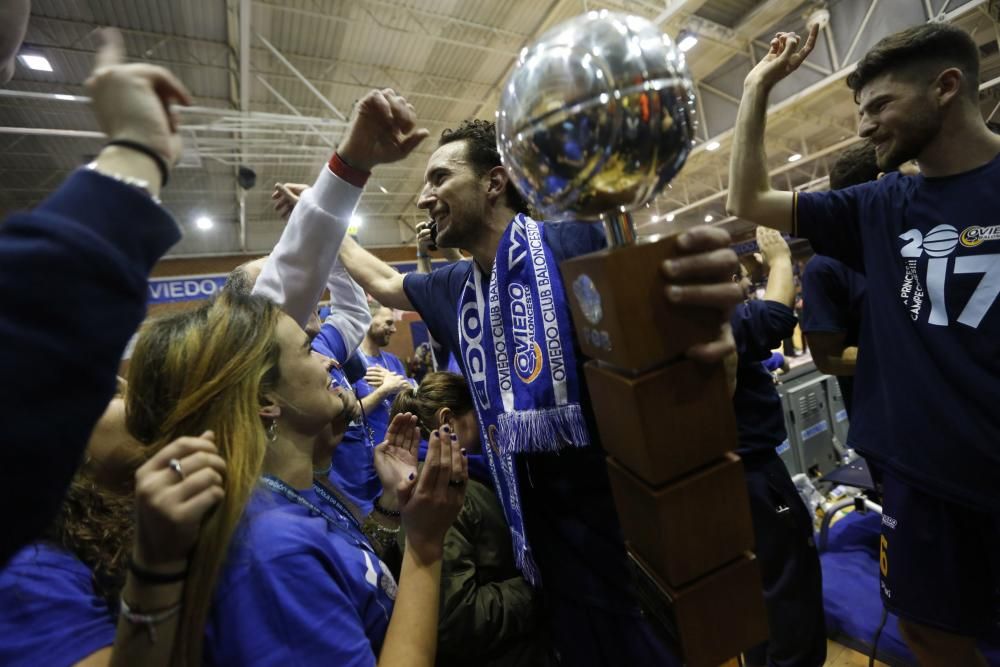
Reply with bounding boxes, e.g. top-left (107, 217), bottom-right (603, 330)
top-left (267, 418), bottom-right (278, 443)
